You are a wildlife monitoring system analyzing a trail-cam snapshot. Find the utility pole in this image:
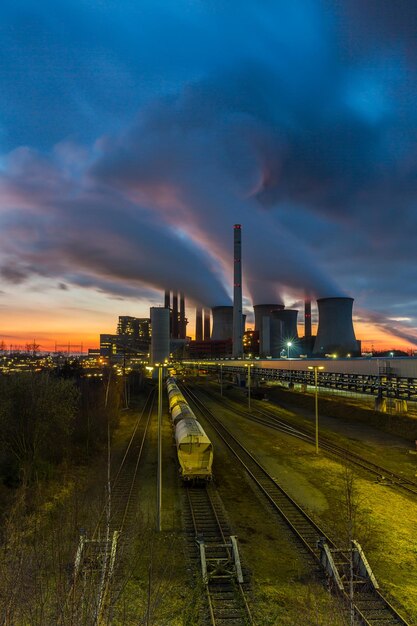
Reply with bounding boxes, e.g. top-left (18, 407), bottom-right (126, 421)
top-left (157, 364), bottom-right (163, 532)
top-left (308, 365), bottom-right (324, 453)
top-left (246, 363), bottom-right (253, 410)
